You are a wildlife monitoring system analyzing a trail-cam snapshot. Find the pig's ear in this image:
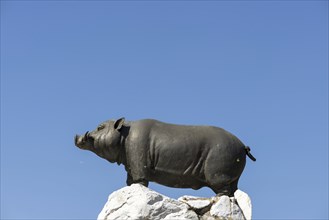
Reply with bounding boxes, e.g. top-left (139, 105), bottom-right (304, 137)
top-left (114, 117), bottom-right (125, 130)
